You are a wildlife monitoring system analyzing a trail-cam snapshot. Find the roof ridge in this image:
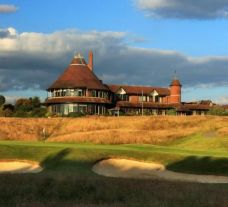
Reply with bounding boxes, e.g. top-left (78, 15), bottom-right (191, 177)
top-left (107, 84), bottom-right (168, 89)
